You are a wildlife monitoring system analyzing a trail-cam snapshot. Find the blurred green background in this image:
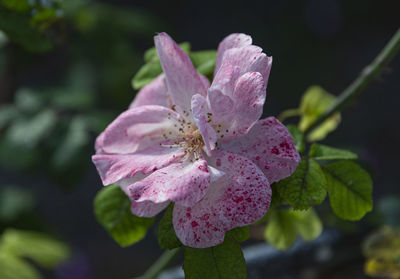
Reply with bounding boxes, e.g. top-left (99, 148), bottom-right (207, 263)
top-left (0, 0), bottom-right (399, 278)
